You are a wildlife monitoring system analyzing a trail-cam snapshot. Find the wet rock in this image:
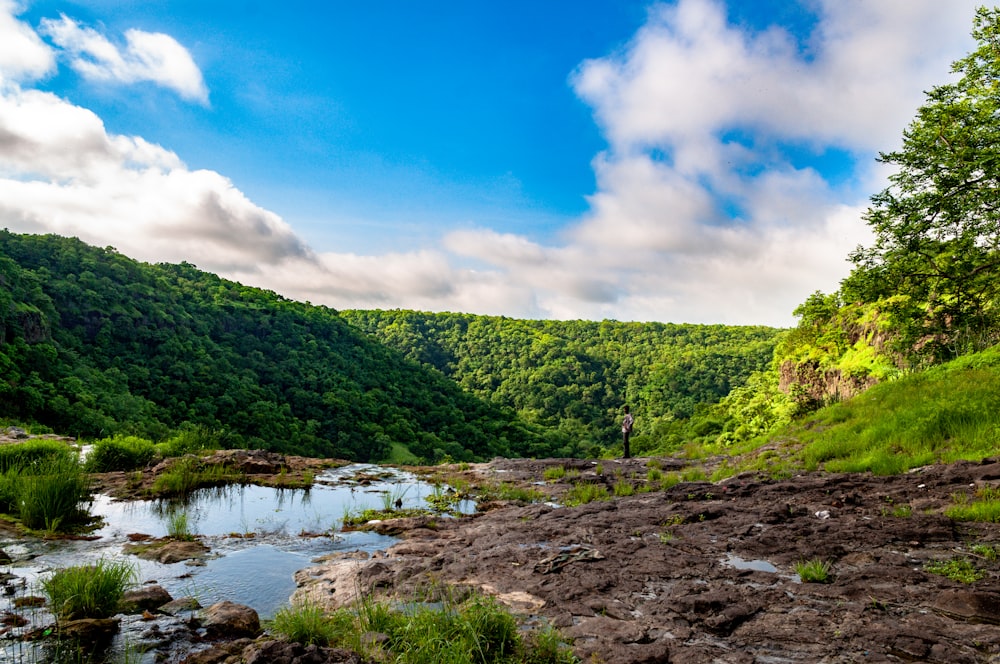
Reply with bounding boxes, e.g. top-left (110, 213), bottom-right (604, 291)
top-left (0, 549), bottom-right (11, 564)
top-left (122, 584), bottom-right (173, 612)
top-left (57, 617), bottom-right (120, 643)
top-left (181, 638), bottom-right (252, 663)
top-left (242, 639), bottom-right (366, 664)
top-left (200, 600), bottom-right (261, 638)
top-left (13, 595), bottom-right (44, 609)
top-left (160, 596), bottom-right (202, 615)
top-left (125, 537), bottom-right (210, 564)
top-left (293, 553), bottom-right (372, 611)
top-left (1, 611), bottom-right (27, 627)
